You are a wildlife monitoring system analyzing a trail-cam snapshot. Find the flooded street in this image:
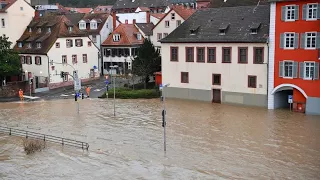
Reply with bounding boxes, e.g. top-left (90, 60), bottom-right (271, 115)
top-left (0, 99), bottom-right (320, 179)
